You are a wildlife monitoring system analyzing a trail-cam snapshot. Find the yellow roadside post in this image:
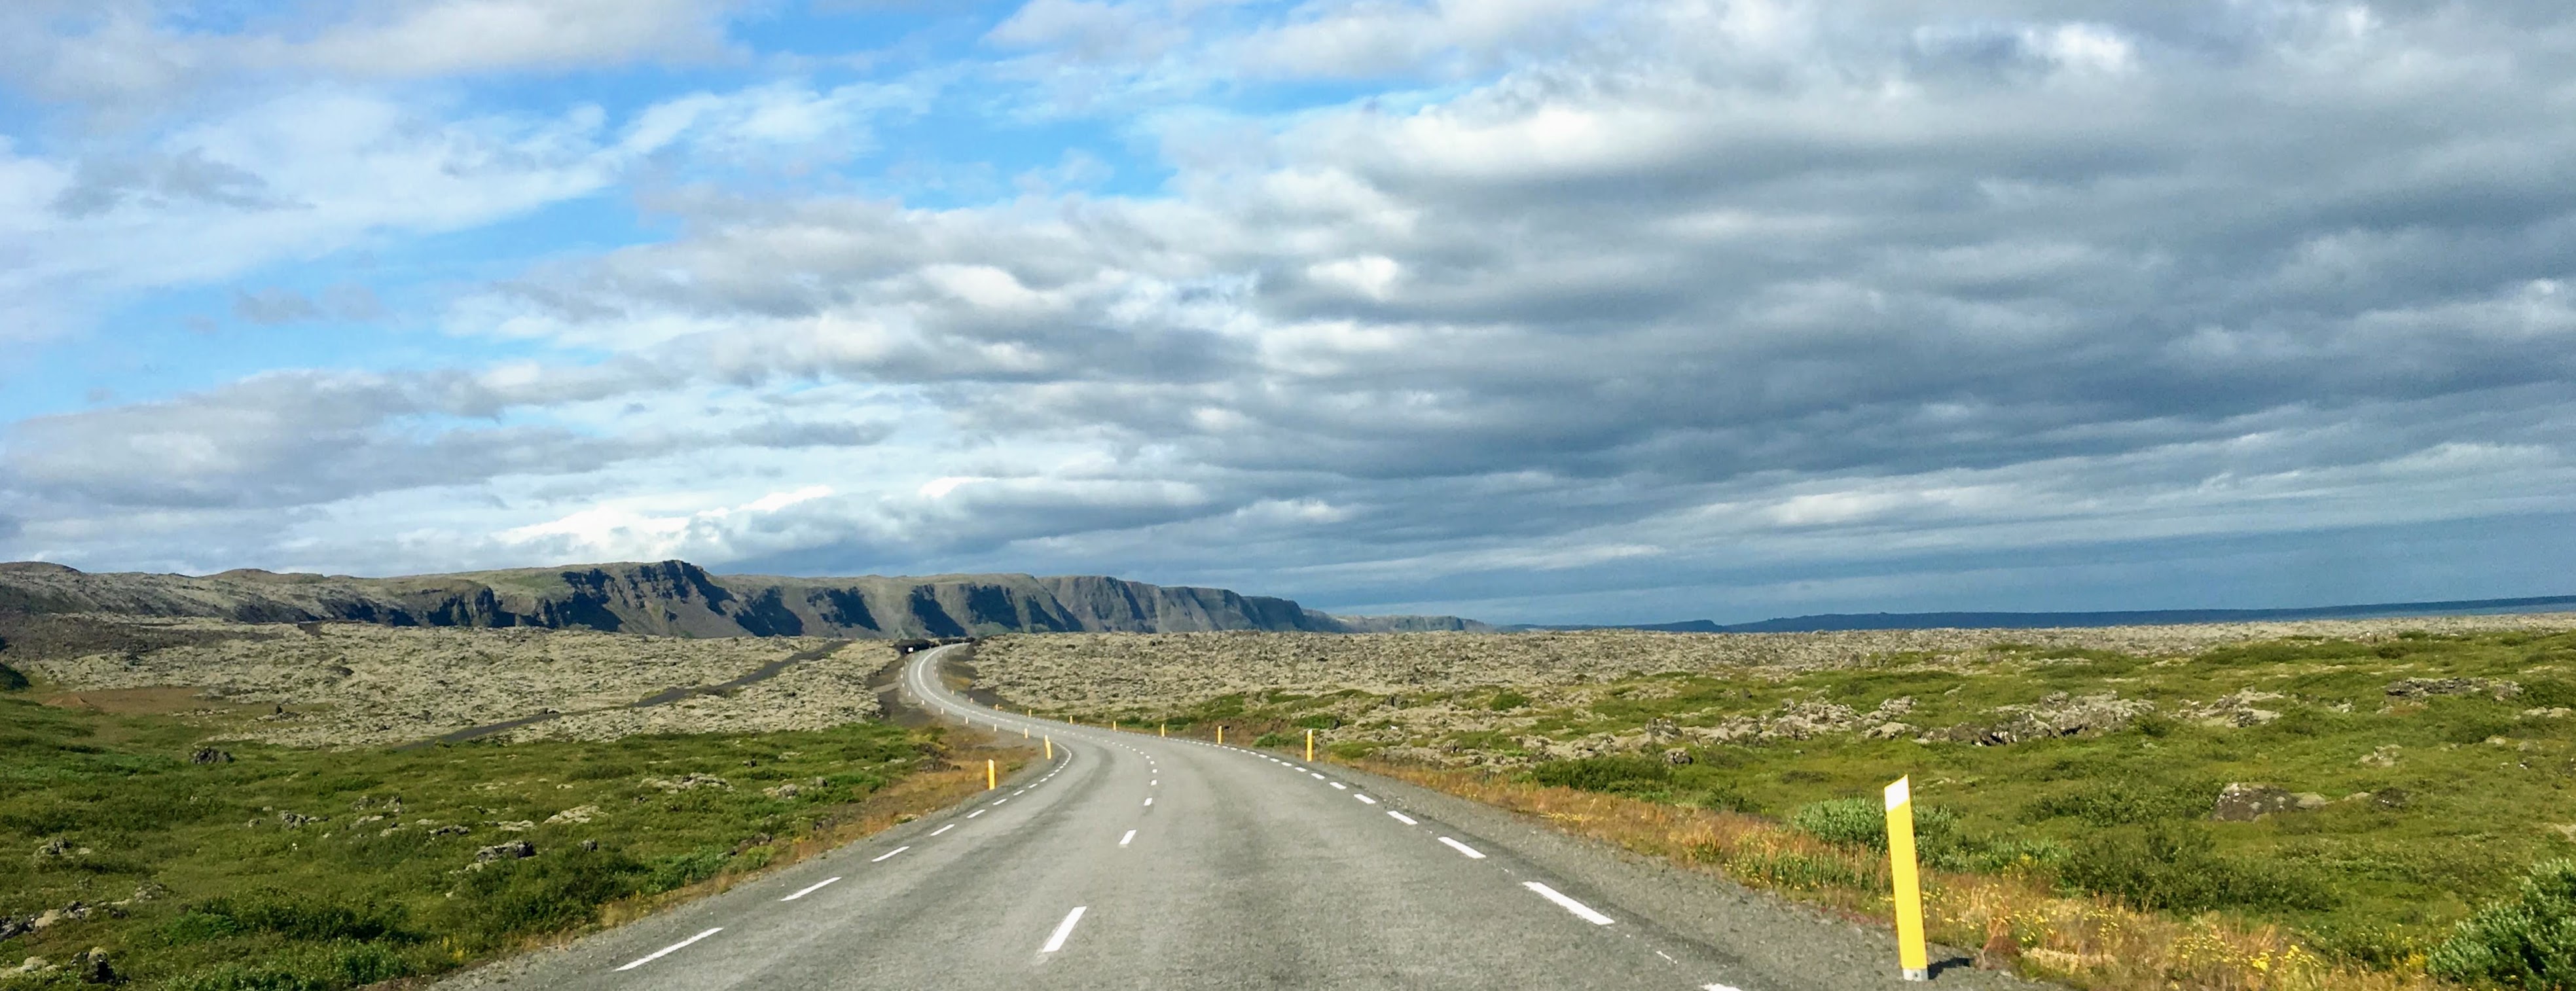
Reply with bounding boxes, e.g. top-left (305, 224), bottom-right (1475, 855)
top-left (1885, 776), bottom-right (1929, 982)
top-left (1045, 737), bottom-right (1053, 760)
top-left (988, 759), bottom-right (998, 791)
top-left (1023, 725), bottom-right (1029, 738)
top-left (1306, 728), bottom-right (1315, 761)
top-left (1159, 723), bottom-right (1166, 738)
top-left (1216, 726), bottom-right (1224, 745)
